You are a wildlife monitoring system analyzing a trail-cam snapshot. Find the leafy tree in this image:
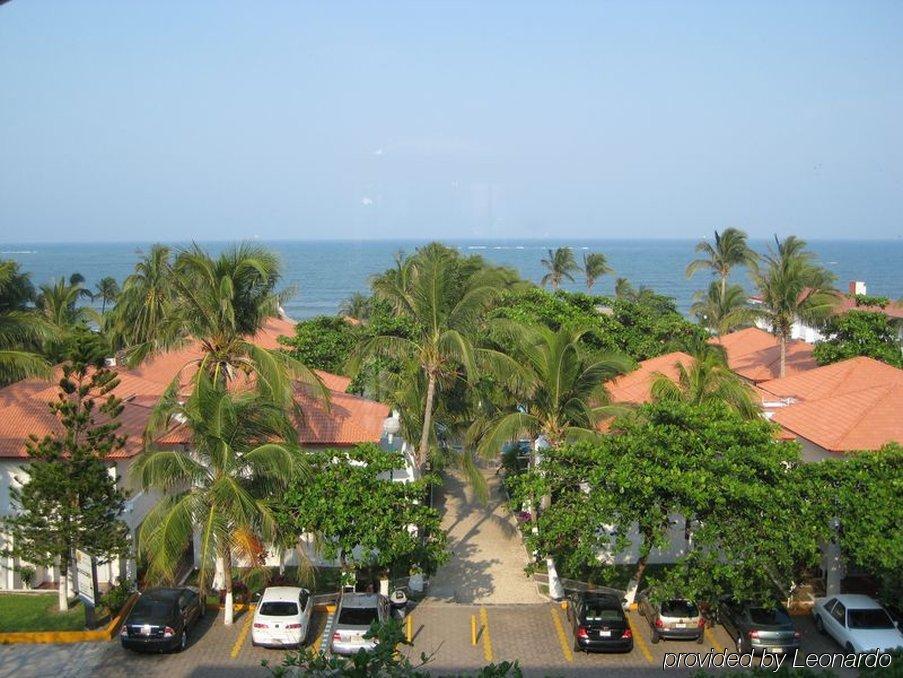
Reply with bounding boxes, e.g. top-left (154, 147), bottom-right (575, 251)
top-left (540, 247), bottom-right (578, 290)
top-left (93, 276), bottom-right (120, 315)
top-left (262, 619), bottom-right (522, 677)
top-left (339, 292), bottom-right (371, 323)
top-left (279, 315), bottom-right (360, 374)
top-left (582, 251), bottom-right (613, 291)
top-left (132, 375), bottom-right (303, 626)
top-left (752, 236), bottom-right (836, 377)
top-left (0, 260), bottom-right (52, 384)
top-left (2, 330), bottom-right (131, 612)
top-left (36, 276), bottom-right (94, 360)
top-left (109, 244), bottom-right (177, 350)
top-left (812, 310), bottom-right (902, 368)
top-left (686, 227), bottom-right (756, 297)
top-left (690, 281), bottom-right (754, 336)
top-left (274, 443), bottom-right (448, 581)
